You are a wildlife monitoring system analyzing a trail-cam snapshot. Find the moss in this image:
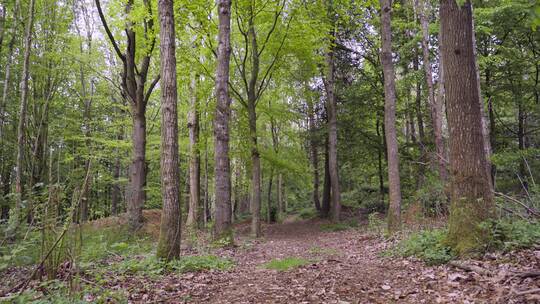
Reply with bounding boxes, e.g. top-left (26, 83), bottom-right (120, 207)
top-left (446, 197), bottom-right (494, 255)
